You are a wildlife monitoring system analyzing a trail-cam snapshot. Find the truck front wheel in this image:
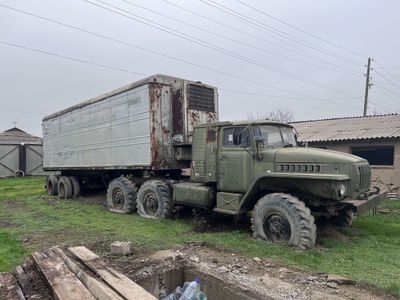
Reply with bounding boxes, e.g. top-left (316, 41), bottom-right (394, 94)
top-left (251, 193), bottom-right (316, 250)
top-left (137, 180), bottom-right (173, 219)
top-left (106, 177), bottom-right (137, 213)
